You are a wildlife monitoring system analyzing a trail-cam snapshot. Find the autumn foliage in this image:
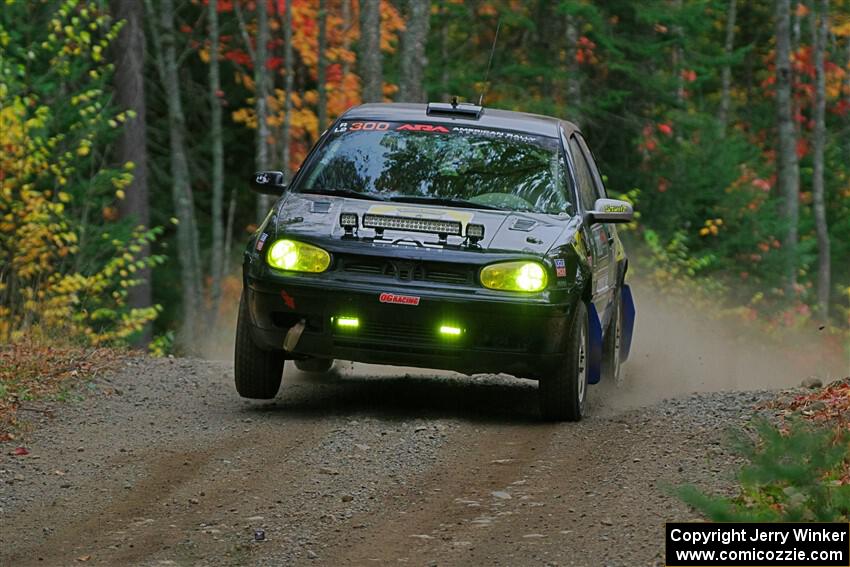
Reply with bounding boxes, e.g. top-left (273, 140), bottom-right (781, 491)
top-left (0, 1), bottom-right (162, 345)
